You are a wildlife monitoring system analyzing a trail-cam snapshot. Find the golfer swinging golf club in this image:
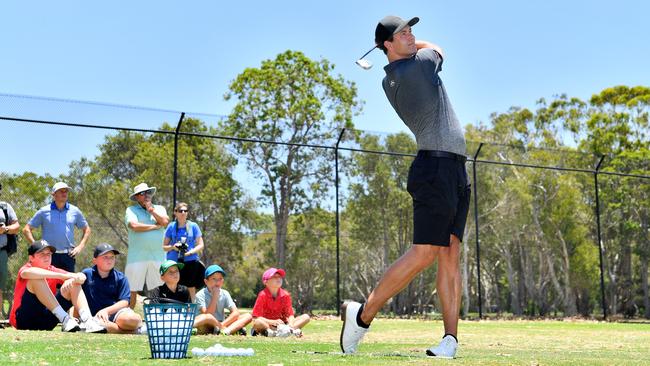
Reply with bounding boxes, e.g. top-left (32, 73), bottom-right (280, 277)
top-left (341, 15), bottom-right (471, 358)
